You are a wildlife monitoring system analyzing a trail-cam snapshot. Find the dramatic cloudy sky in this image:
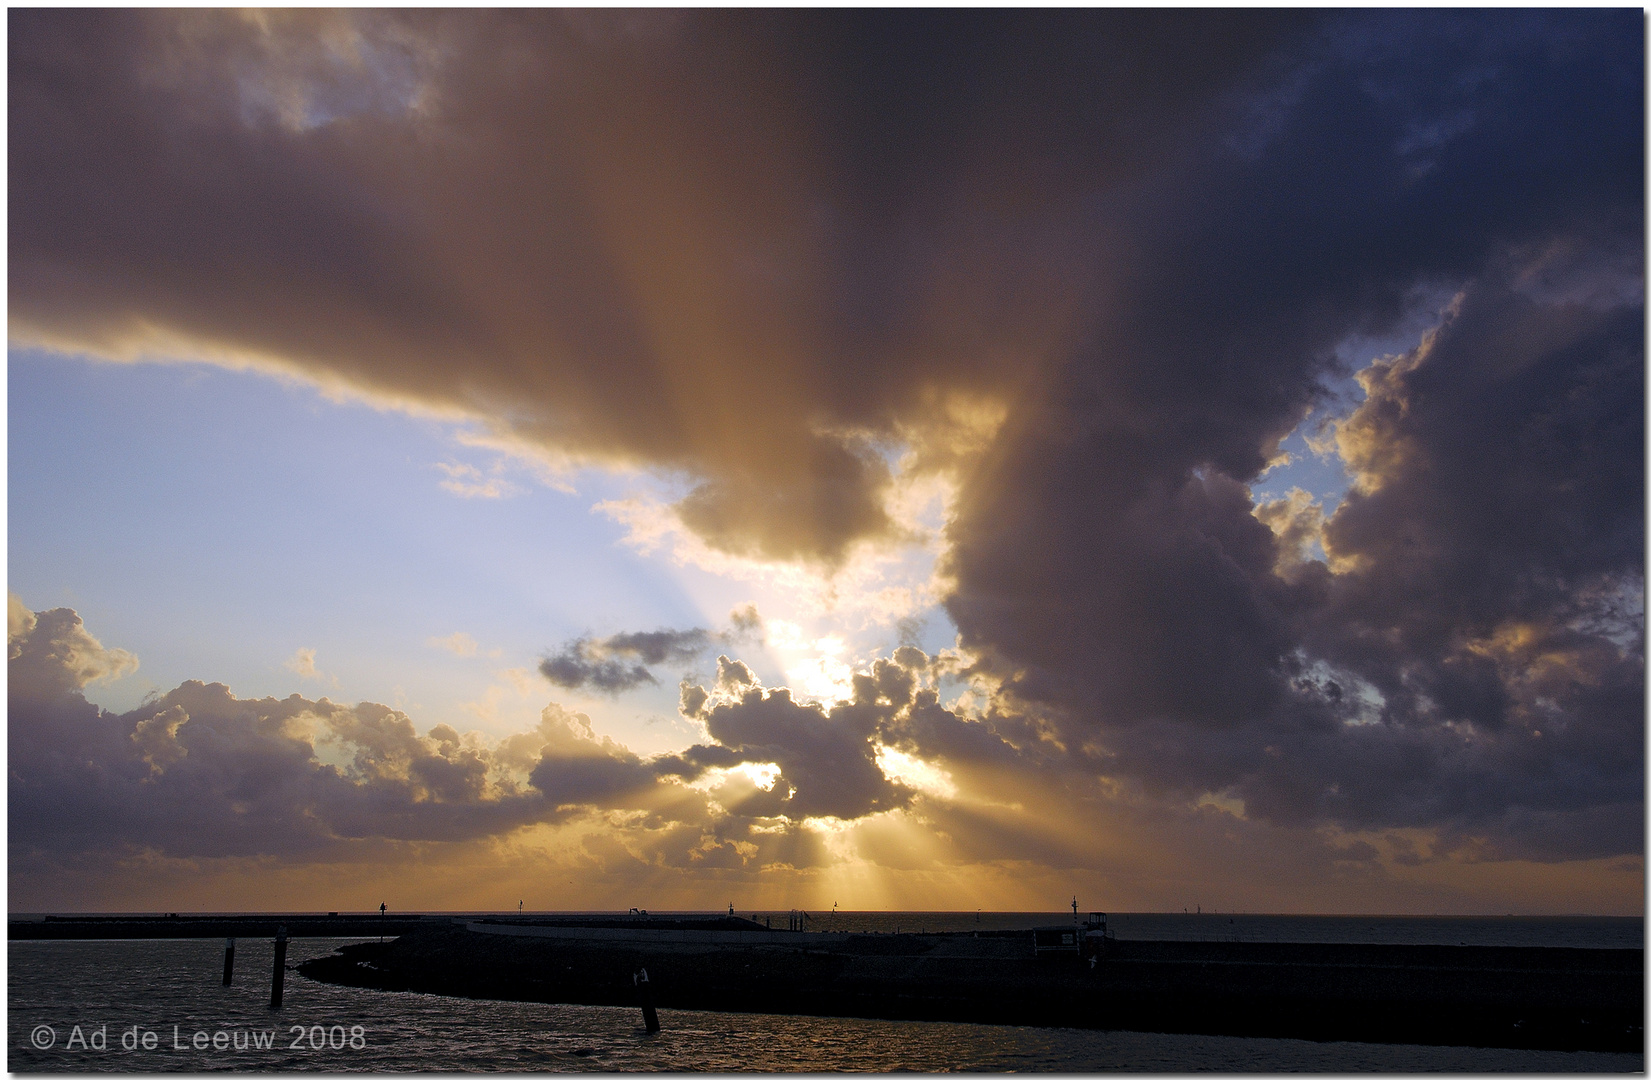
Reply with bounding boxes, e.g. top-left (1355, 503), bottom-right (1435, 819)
top-left (9, 10), bottom-right (1643, 915)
